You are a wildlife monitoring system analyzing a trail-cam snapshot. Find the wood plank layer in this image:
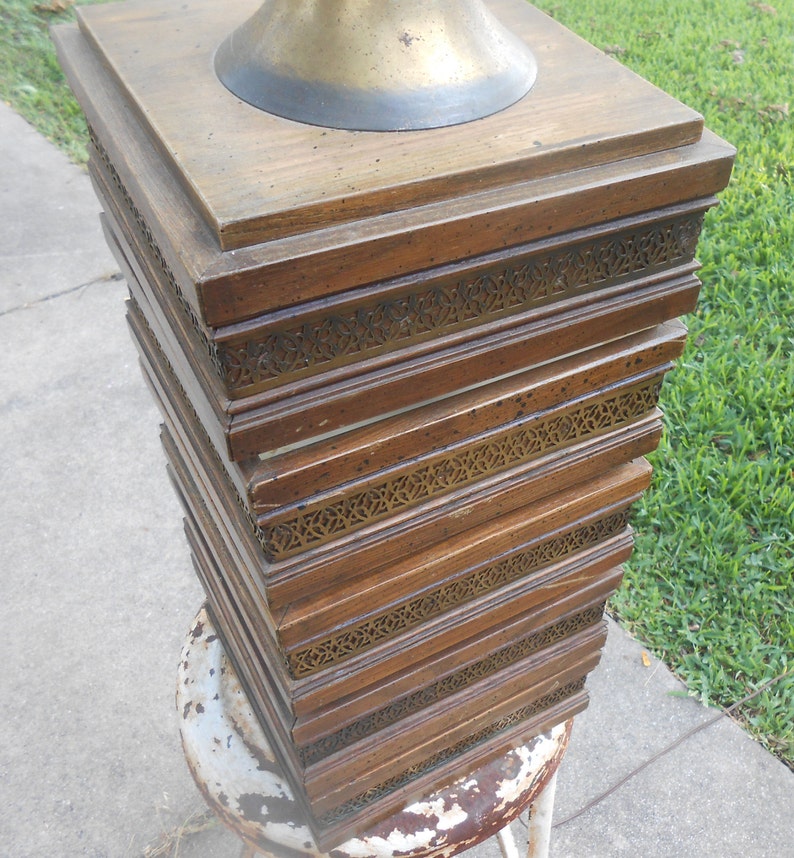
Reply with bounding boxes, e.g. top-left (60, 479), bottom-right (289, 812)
top-left (249, 323), bottom-right (684, 510)
top-left (134, 304), bottom-right (663, 603)
top-left (176, 444), bottom-right (617, 753)
top-left (228, 273), bottom-right (700, 458)
top-left (73, 0), bottom-right (704, 247)
top-left (165, 406), bottom-right (631, 726)
top-left (53, 23), bottom-right (735, 327)
top-left (293, 579), bottom-right (618, 750)
top-left (278, 463), bottom-right (650, 652)
top-left (306, 629), bottom-right (605, 808)
top-left (103, 157), bottom-right (699, 468)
